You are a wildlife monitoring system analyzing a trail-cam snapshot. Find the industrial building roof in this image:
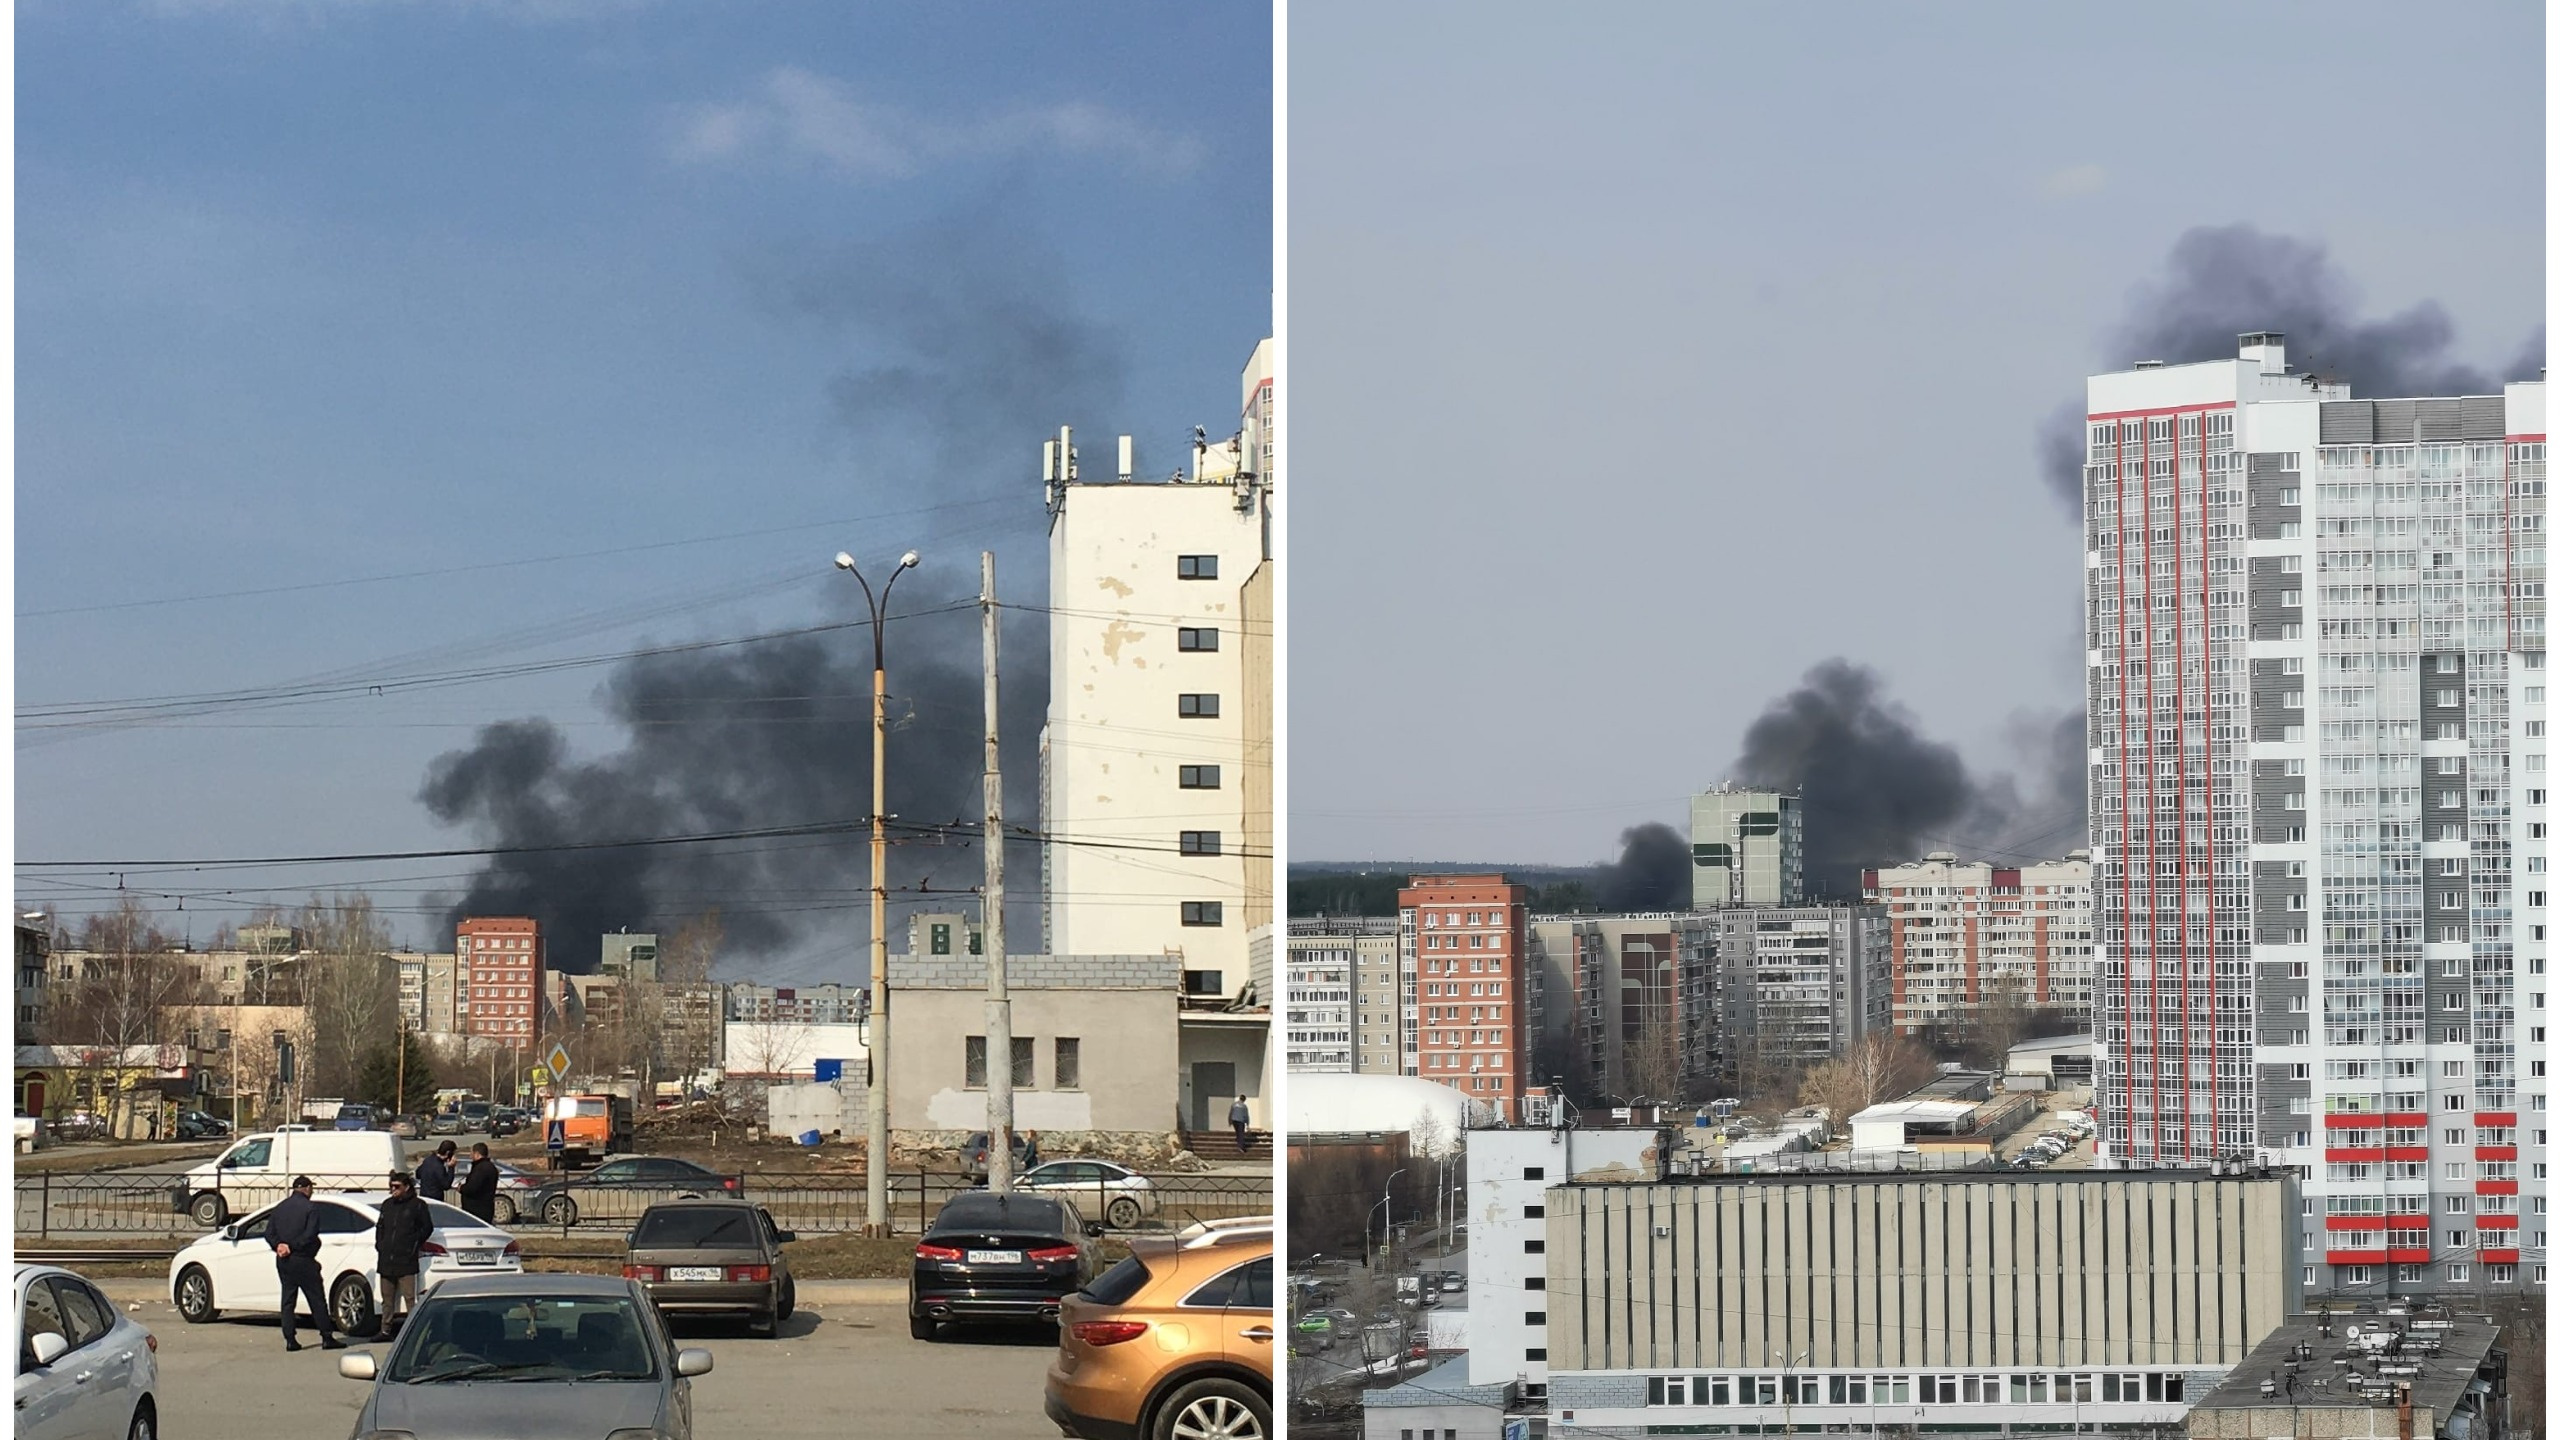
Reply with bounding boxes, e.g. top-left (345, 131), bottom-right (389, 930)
top-left (2189, 1317), bottom-right (2501, 1435)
